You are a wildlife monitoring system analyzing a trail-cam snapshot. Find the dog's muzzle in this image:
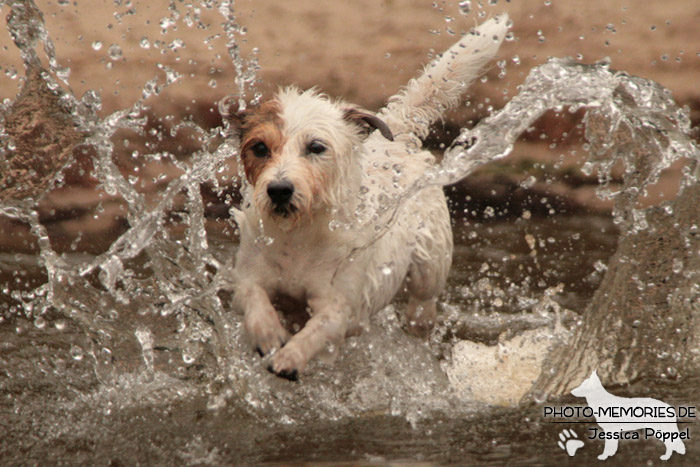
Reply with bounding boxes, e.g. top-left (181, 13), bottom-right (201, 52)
top-left (267, 180), bottom-right (295, 214)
